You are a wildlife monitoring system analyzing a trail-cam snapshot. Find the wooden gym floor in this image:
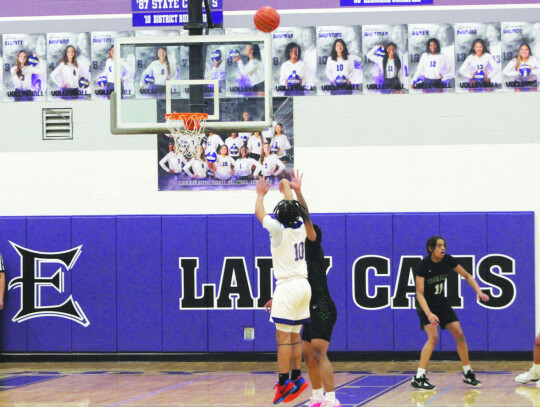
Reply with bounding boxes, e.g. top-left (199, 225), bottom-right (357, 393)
top-left (0, 360), bottom-right (537, 406)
